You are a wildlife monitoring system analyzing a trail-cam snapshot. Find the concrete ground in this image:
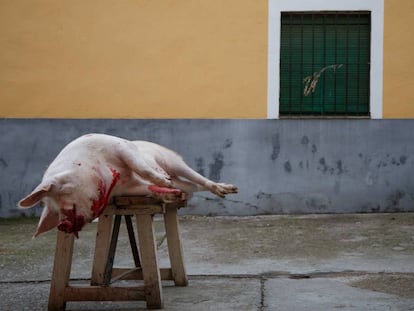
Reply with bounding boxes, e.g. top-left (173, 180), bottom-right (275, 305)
top-left (0, 213), bottom-right (413, 310)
